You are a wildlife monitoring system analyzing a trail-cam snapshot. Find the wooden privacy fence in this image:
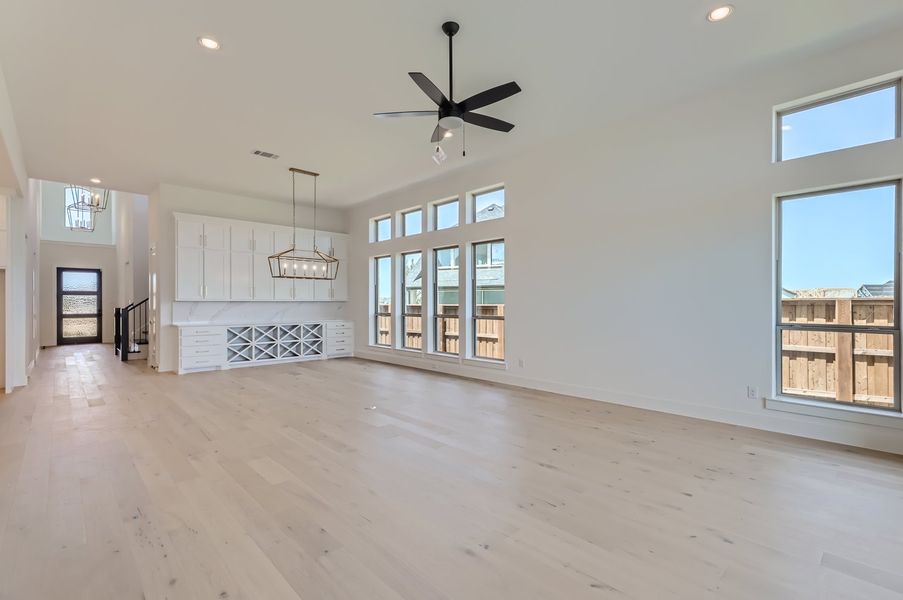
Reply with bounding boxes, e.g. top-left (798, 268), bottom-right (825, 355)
top-left (377, 304), bottom-right (503, 359)
top-left (781, 298), bottom-right (894, 408)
